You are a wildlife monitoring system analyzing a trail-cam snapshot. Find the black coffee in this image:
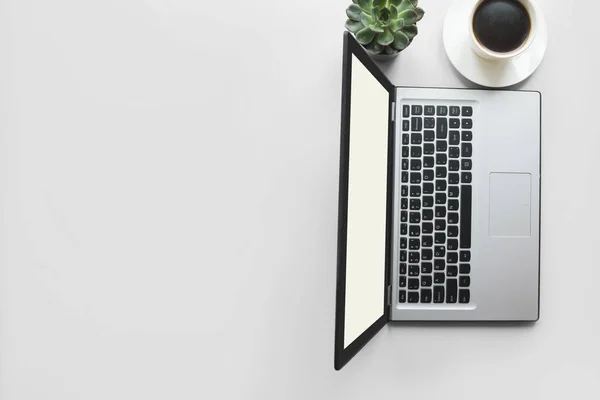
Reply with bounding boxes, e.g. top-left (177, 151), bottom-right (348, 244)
top-left (473, 0), bottom-right (531, 53)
